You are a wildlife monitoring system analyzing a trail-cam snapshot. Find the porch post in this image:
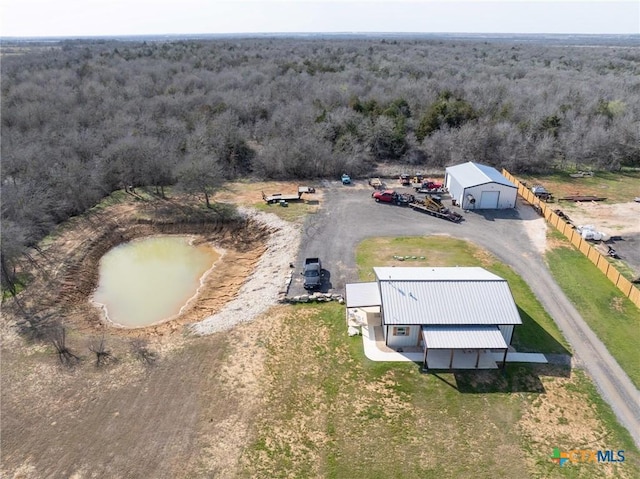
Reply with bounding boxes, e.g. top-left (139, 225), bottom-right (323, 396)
top-left (449, 349), bottom-right (454, 369)
top-left (475, 350), bottom-right (480, 368)
top-left (502, 348), bottom-right (508, 369)
top-left (424, 348), bottom-right (428, 371)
